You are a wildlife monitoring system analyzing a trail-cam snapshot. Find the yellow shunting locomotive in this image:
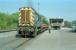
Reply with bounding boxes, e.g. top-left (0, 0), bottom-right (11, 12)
top-left (16, 7), bottom-right (48, 38)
